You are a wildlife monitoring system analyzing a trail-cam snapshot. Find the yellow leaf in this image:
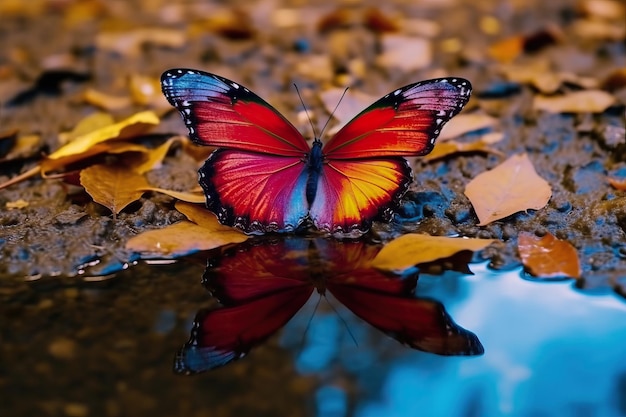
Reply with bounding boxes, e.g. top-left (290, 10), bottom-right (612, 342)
top-left (142, 188), bottom-right (206, 203)
top-left (125, 220), bottom-right (247, 256)
top-left (438, 113), bottom-right (498, 141)
top-left (6, 199), bottom-right (29, 209)
top-left (534, 90), bottom-right (615, 113)
top-left (48, 110), bottom-right (159, 160)
top-left (424, 132), bottom-right (504, 162)
top-left (371, 234), bottom-right (494, 274)
top-left (464, 153), bottom-right (552, 226)
top-left (125, 201), bottom-right (248, 256)
top-left (80, 164), bottom-right (150, 214)
top-left (58, 112), bottom-right (115, 146)
top-left (132, 137), bottom-right (178, 174)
